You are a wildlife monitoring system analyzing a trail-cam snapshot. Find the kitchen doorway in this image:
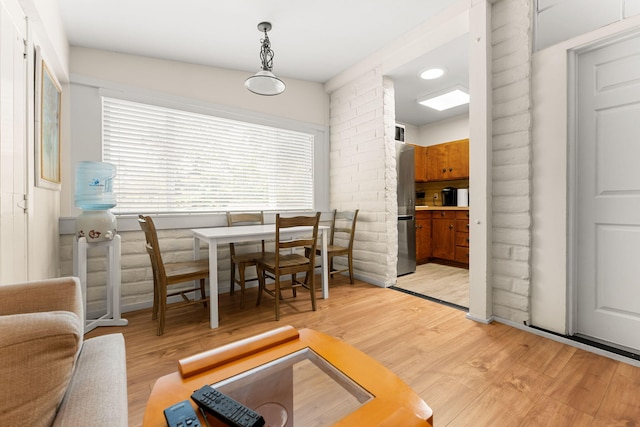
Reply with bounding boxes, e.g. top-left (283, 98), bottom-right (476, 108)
top-left (394, 263), bottom-right (468, 310)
